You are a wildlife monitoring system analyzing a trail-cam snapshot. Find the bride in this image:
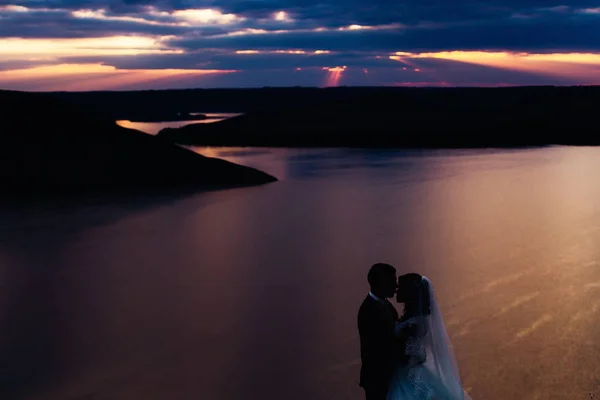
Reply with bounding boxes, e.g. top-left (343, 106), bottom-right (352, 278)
top-left (389, 273), bottom-right (472, 400)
